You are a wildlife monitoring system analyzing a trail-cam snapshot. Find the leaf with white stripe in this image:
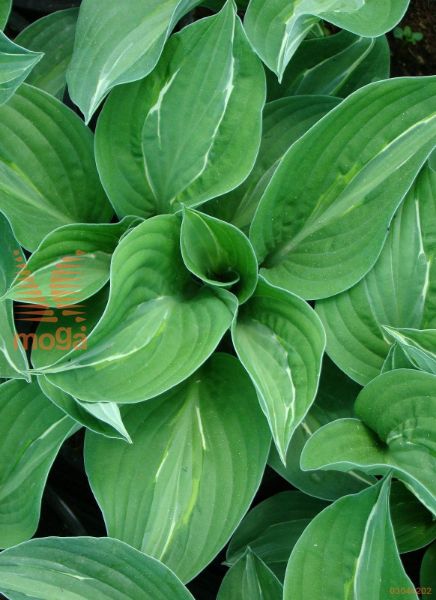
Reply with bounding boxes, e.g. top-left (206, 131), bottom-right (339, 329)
top-left (67, 0), bottom-right (202, 122)
top-left (39, 215), bottom-right (237, 404)
top-left (251, 77), bottom-right (436, 300)
top-left (383, 327), bottom-right (436, 375)
top-left (0, 32), bottom-right (43, 105)
top-left (0, 214), bottom-right (28, 380)
top-left (85, 353), bottom-right (270, 582)
top-left (316, 165), bottom-right (434, 384)
top-left (283, 477), bottom-right (417, 599)
top-left (0, 537), bottom-right (194, 600)
top-left (267, 31), bottom-right (389, 100)
top-left (15, 8), bottom-right (79, 99)
top-left (232, 278), bottom-right (325, 463)
top-left (245, 0), bottom-right (408, 79)
top-left (217, 550), bottom-right (283, 600)
top-left (95, 1), bottom-right (265, 218)
top-left (0, 84), bottom-right (113, 251)
top-left (301, 369), bottom-right (436, 515)
top-left (0, 379), bottom-right (76, 548)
